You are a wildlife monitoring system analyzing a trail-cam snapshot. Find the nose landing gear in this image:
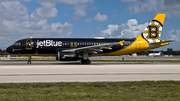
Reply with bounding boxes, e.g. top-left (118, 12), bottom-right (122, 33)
top-left (27, 56), bottom-right (31, 64)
